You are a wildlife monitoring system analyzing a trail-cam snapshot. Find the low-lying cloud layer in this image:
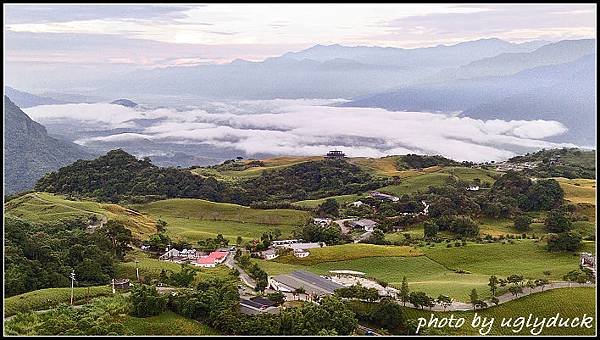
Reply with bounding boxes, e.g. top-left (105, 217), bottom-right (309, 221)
top-left (24, 100), bottom-right (576, 163)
